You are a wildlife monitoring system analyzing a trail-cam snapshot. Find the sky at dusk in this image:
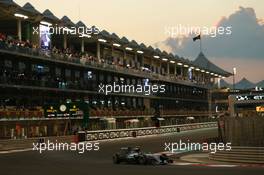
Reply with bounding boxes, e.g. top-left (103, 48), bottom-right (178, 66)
top-left (15, 0), bottom-right (264, 83)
